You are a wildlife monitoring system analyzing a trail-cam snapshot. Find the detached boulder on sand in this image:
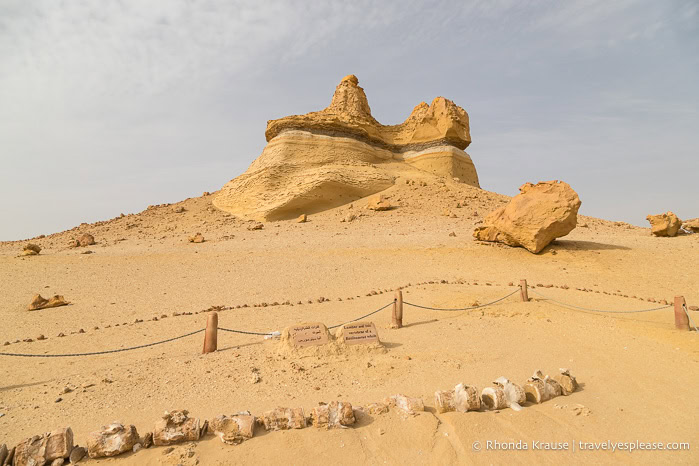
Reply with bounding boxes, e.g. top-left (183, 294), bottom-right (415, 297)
top-left (473, 180), bottom-right (581, 253)
top-left (682, 218), bottom-right (699, 233)
top-left (646, 211), bottom-right (682, 237)
top-left (366, 194), bottom-right (393, 211)
top-left (188, 233), bottom-right (205, 243)
top-left (69, 233), bottom-right (95, 248)
top-left (22, 243), bottom-right (41, 256)
top-left (28, 294), bottom-right (69, 311)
